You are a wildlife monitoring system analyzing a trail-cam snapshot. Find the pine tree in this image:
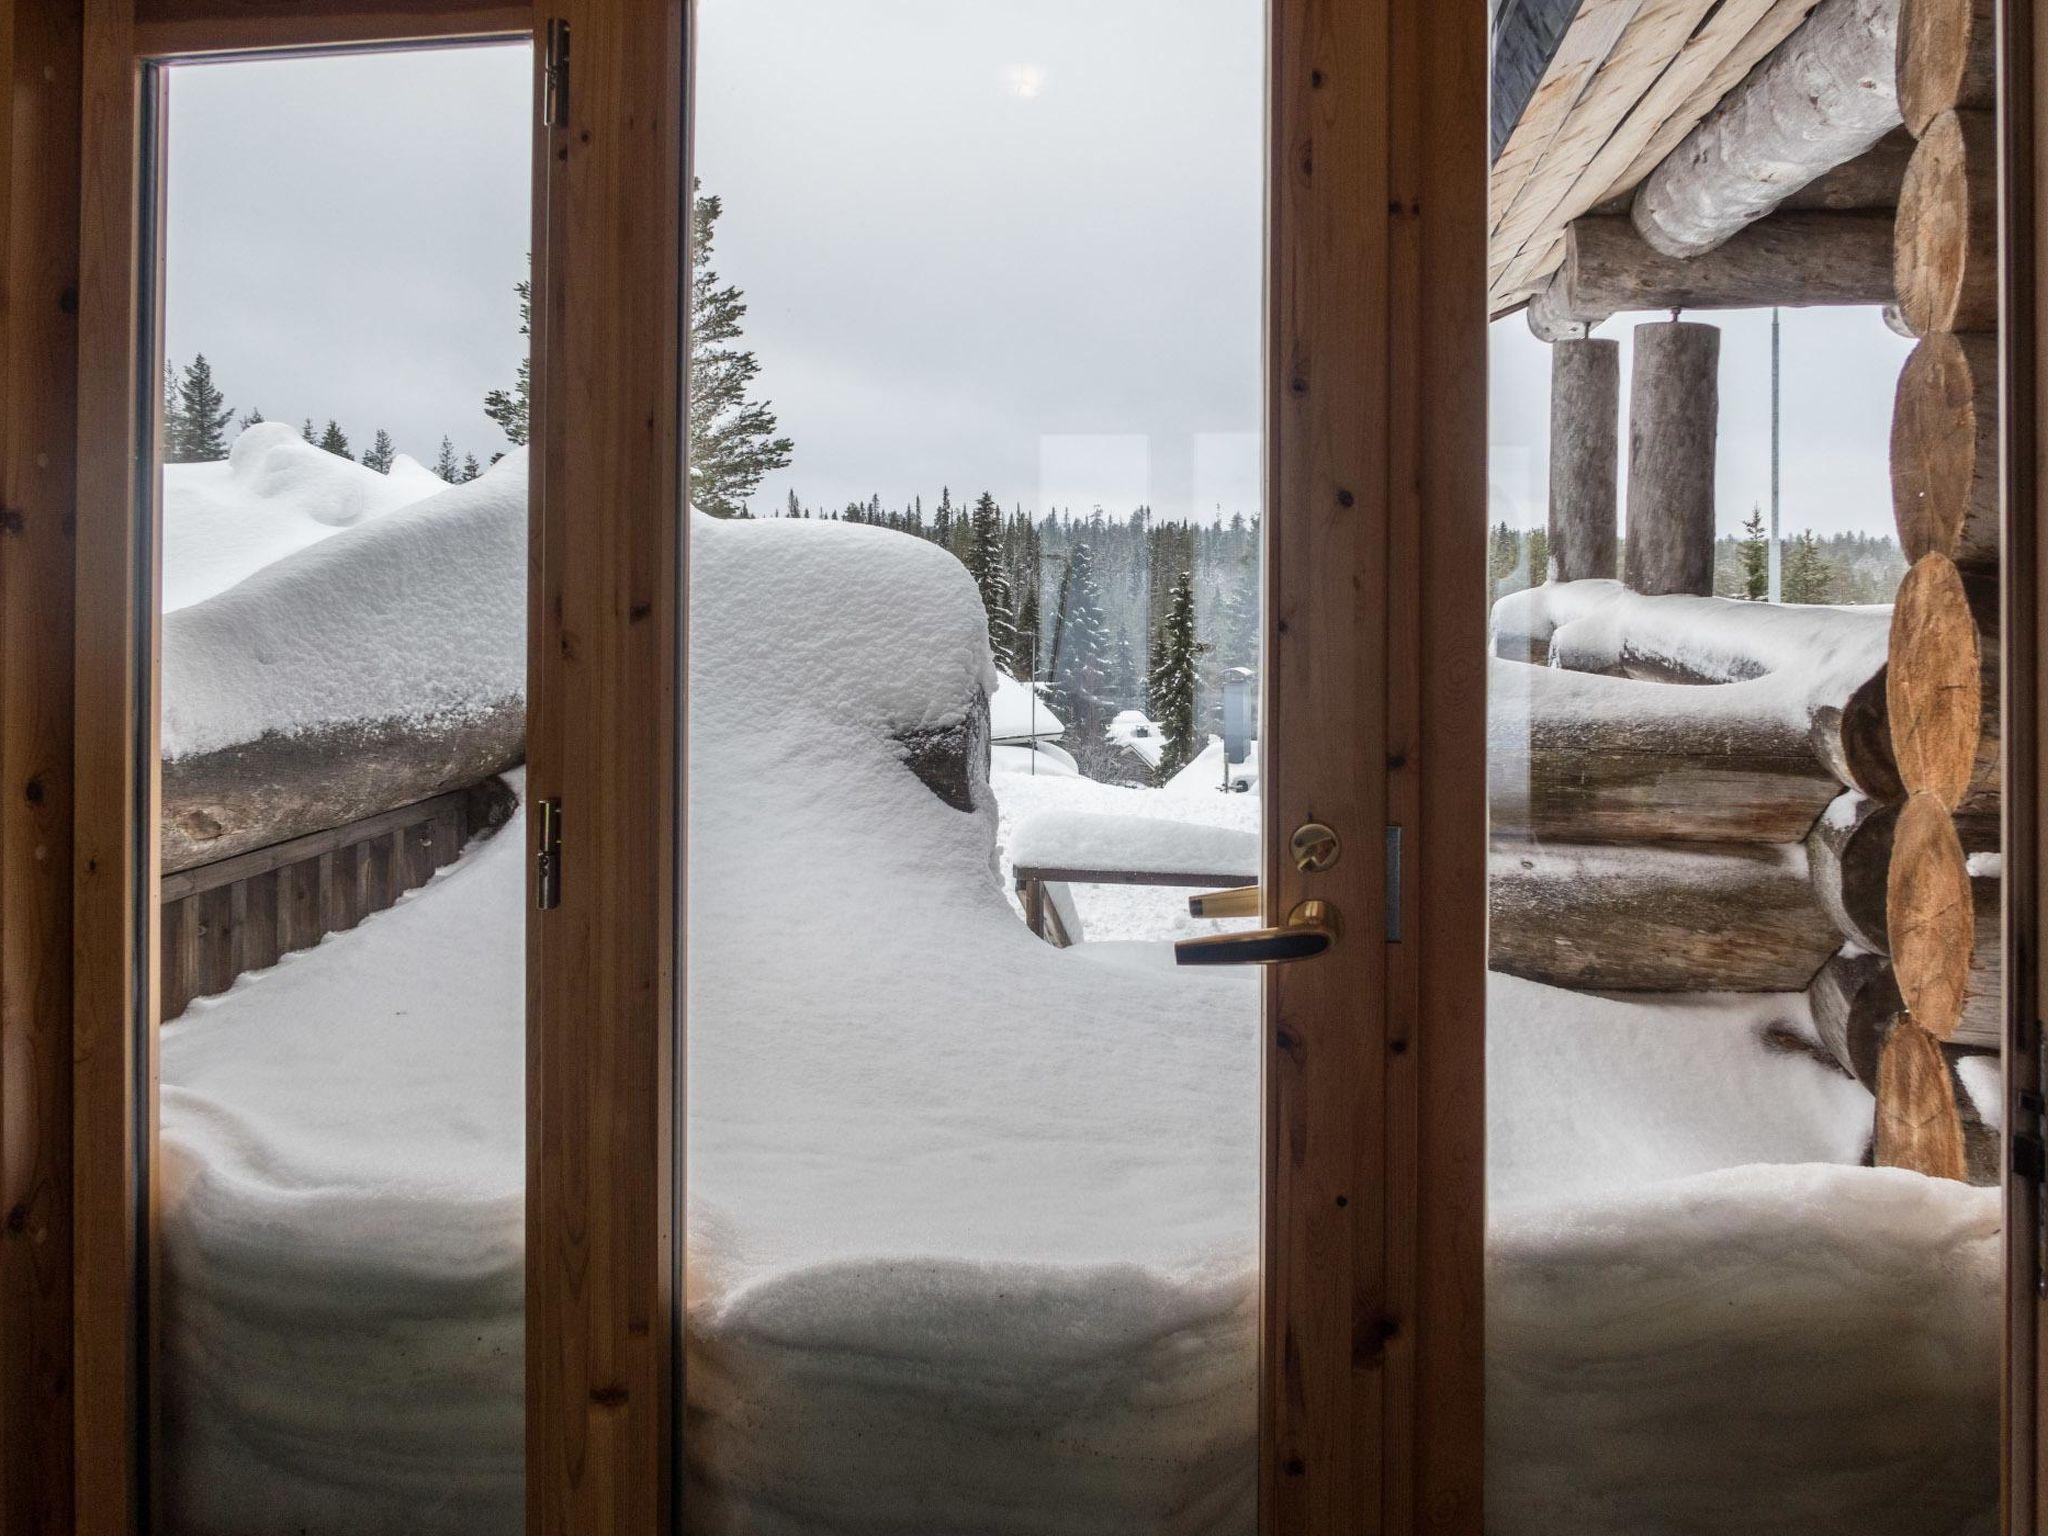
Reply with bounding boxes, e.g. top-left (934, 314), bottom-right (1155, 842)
top-left (317, 420), bottom-right (353, 460)
top-left (1738, 506), bottom-right (1769, 600)
top-left (963, 492), bottom-right (1015, 669)
top-left (302, 418), bottom-right (317, 444)
top-left (1048, 542), bottom-right (1112, 732)
top-left (1781, 530), bottom-right (1837, 604)
top-left (239, 408), bottom-right (265, 432)
top-left (482, 269), bottom-right (531, 447)
top-left (433, 436), bottom-right (460, 481)
top-left (1013, 578), bottom-right (1041, 682)
top-left (361, 428), bottom-right (397, 473)
top-left (462, 453), bottom-right (483, 483)
top-left (688, 184), bottom-right (794, 516)
top-left (1147, 570), bottom-right (1202, 783)
top-left (171, 354), bottom-right (233, 462)
top-left (162, 364), bottom-right (182, 458)
top-left (1527, 528), bottom-right (1550, 586)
